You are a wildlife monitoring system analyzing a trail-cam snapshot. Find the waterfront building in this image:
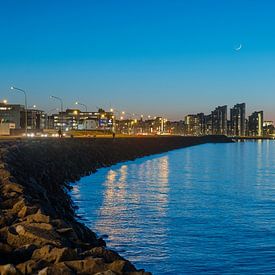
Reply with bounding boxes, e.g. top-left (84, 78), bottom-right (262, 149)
top-left (230, 103), bottom-right (246, 136)
top-left (169, 120), bottom-right (185, 135)
top-left (211, 105), bottom-right (227, 135)
top-left (184, 114), bottom-right (205, 136)
top-left (204, 114), bottom-right (212, 135)
top-left (263, 121), bottom-right (274, 136)
top-left (27, 108), bottom-right (46, 130)
top-left (48, 109), bottom-right (114, 131)
top-left (0, 103), bottom-right (45, 131)
top-left (0, 103), bottom-right (25, 129)
top-left (248, 111), bottom-right (263, 136)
